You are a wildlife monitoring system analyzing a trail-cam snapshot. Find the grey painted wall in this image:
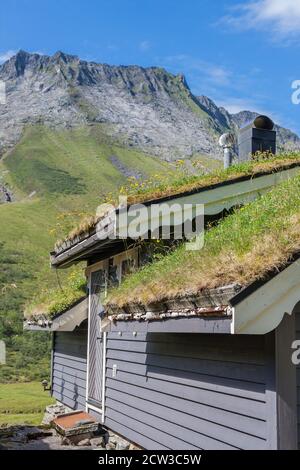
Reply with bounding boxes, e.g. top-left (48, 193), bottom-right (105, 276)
top-left (51, 324), bottom-right (281, 449)
top-left (104, 332), bottom-right (272, 450)
top-left (52, 320), bottom-right (88, 410)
